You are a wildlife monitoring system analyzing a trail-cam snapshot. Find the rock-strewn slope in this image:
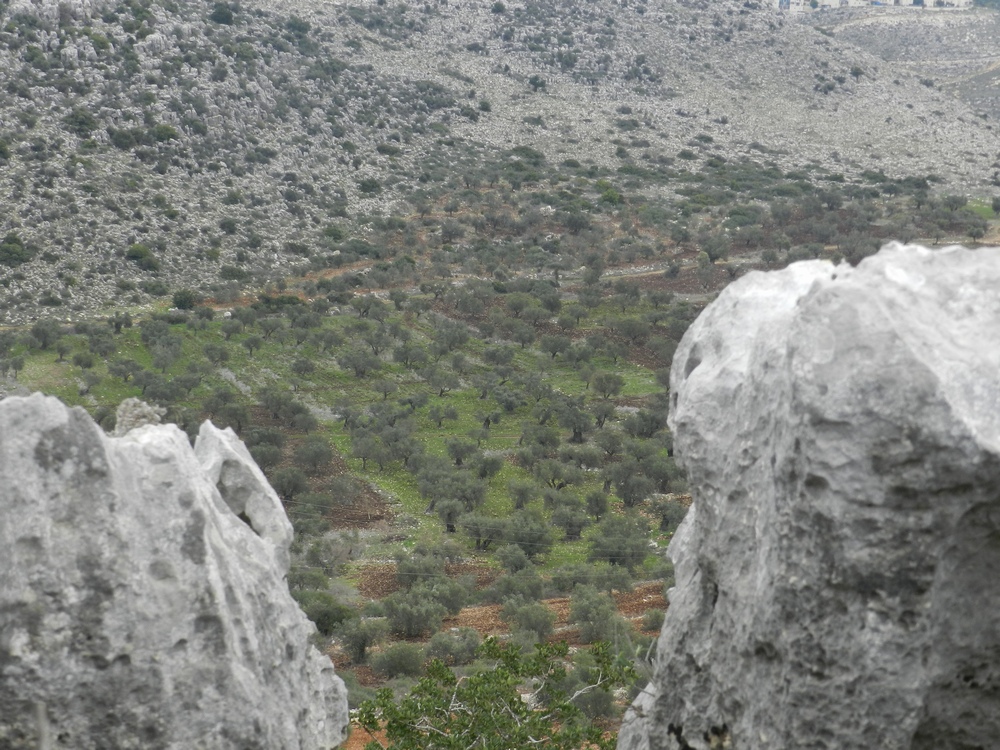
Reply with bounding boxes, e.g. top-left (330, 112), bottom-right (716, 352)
top-left (0, 393), bottom-right (348, 750)
top-left (0, 0), bottom-right (997, 321)
top-left (619, 244), bottom-right (1000, 750)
